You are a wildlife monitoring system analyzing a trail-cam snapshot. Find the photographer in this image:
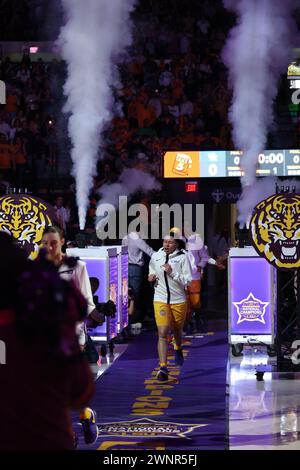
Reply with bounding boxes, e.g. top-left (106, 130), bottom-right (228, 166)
top-left (0, 232), bottom-right (94, 450)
